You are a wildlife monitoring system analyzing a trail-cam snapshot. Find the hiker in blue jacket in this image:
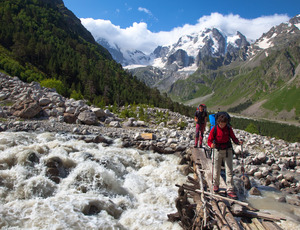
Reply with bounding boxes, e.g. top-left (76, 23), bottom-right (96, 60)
top-left (194, 104), bottom-right (207, 148)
